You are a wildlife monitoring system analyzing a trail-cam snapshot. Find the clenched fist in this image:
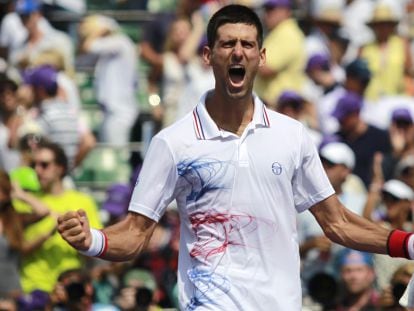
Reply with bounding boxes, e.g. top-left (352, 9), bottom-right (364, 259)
top-left (57, 209), bottom-right (92, 251)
